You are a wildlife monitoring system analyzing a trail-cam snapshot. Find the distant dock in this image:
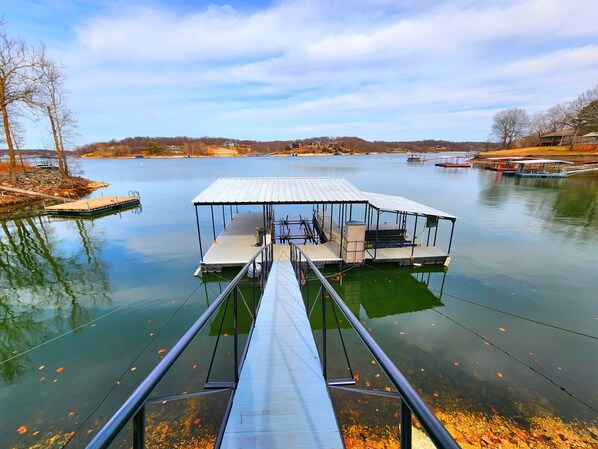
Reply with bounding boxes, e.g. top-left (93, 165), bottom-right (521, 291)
top-left (45, 195), bottom-right (140, 217)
